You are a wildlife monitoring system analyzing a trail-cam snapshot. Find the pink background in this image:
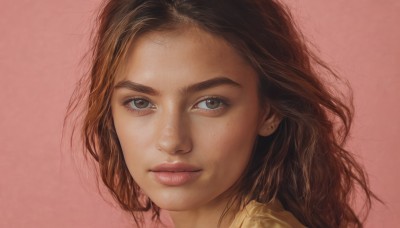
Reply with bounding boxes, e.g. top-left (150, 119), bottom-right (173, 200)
top-left (1, 0), bottom-right (399, 227)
